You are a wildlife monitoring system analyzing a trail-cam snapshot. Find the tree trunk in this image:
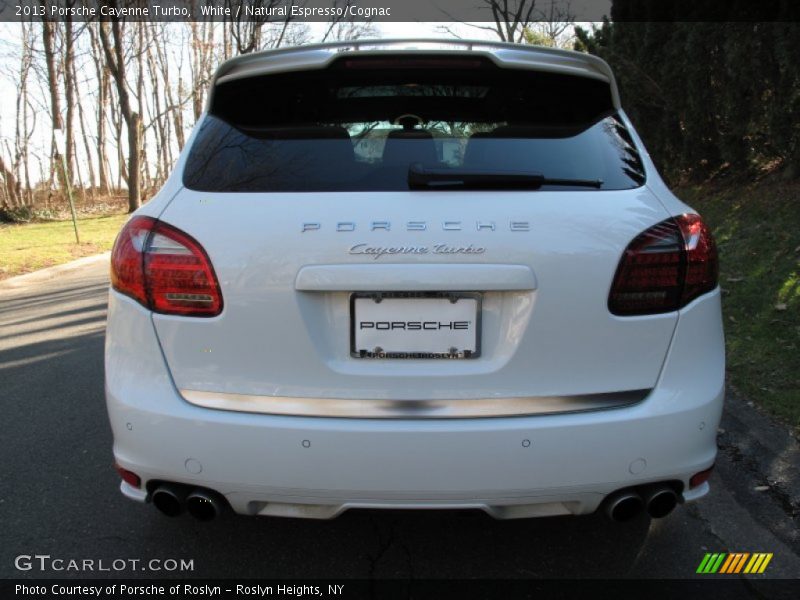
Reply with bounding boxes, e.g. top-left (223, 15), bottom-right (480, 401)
top-left (112, 106), bottom-right (125, 189)
top-left (99, 68), bottom-right (111, 194)
top-left (0, 156), bottom-right (21, 208)
top-left (40, 13), bottom-right (62, 130)
top-left (40, 10), bottom-right (65, 198)
top-left (75, 67), bottom-right (97, 197)
top-left (14, 21), bottom-right (33, 207)
top-left (127, 116), bottom-right (141, 210)
top-left (157, 28), bottom-right (185, 148)
top-left (99, 17), bottom-right (142, 212)
top-left (63, 16), bottom-right (75, 184)
top-left (190, 20), bottom-right (204, 121)
top-left (136, 23), bottom-right (149, 192)
top-left (88, 24), bottom-right (110, 194)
